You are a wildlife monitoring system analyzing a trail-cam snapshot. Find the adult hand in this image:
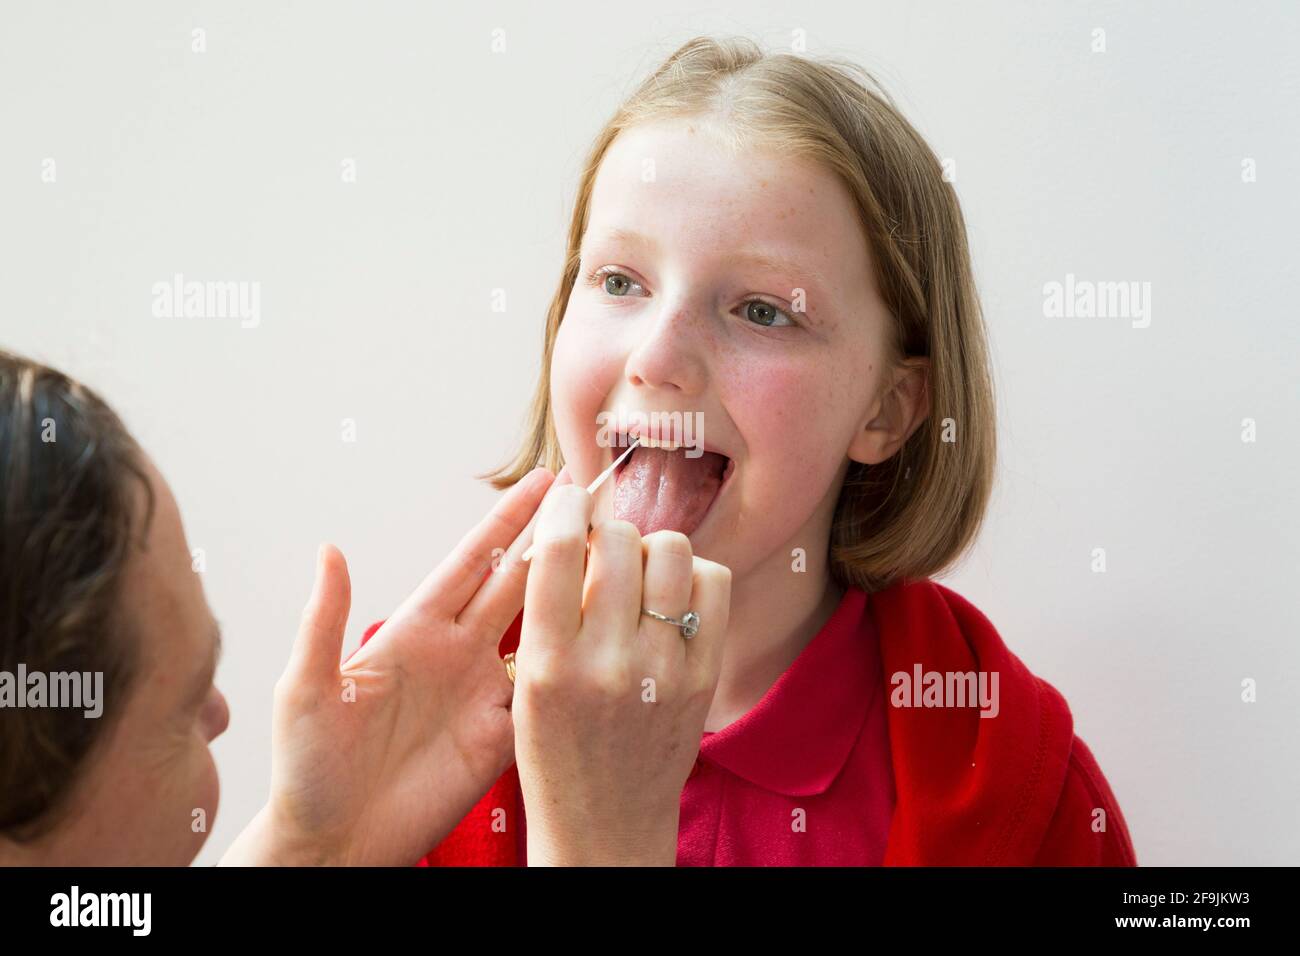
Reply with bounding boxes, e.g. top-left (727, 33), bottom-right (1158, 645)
top-left (221, 465), bottom-right (571, 866)
top-left (511, 486), bottom-right (733, 866)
